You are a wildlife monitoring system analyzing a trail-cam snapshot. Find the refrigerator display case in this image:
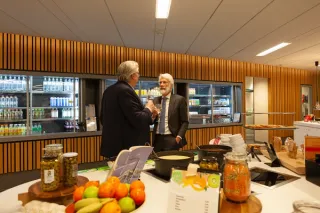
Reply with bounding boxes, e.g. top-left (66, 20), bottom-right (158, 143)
top-left (0, 74), bottom-right (28, 136)
top-left (301, 85), bottom-right (312, 119)
top-left (188, 83), bottom-right (242, 125)
top-left (30, 76), bottom-right (80, 134)
top-left (105, 79), bottom-right (161, 105)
